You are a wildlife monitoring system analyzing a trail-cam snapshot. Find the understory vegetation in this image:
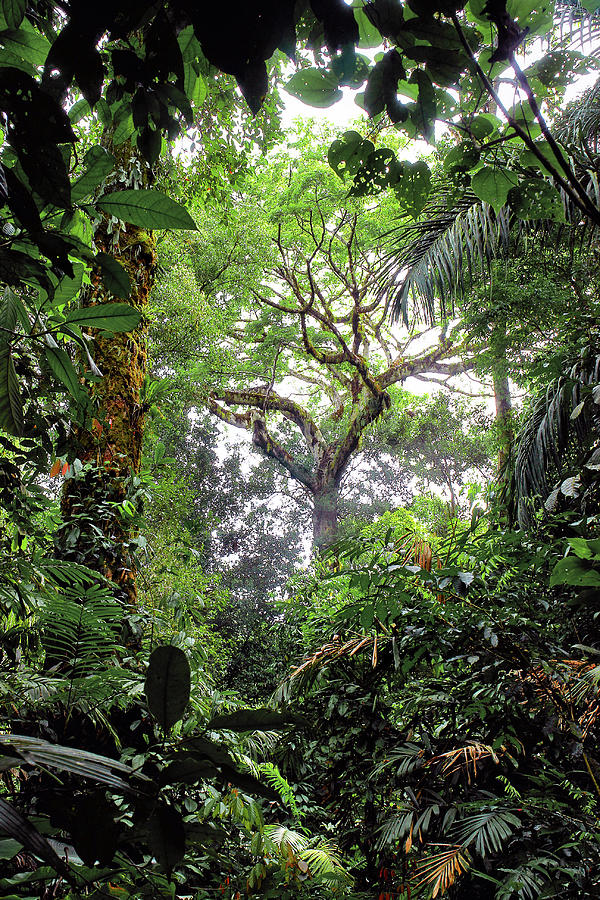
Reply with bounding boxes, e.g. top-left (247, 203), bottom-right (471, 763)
top-left (2, 1), bottom-right (600, 898)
